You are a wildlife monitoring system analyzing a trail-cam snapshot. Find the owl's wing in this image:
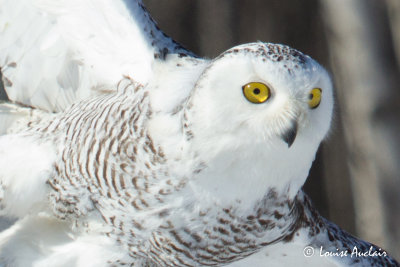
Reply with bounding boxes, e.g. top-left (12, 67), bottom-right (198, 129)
top-left (0, 0), bottom-right (193, 113)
